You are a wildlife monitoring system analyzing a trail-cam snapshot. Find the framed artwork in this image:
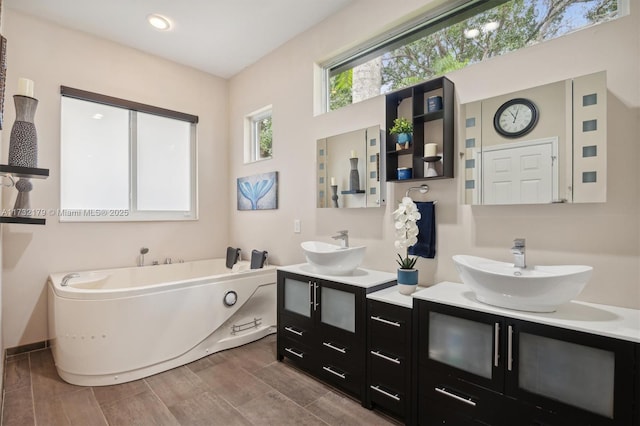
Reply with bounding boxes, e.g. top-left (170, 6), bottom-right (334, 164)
top-left (237, 171), bottom-right (278, 210)
top-left (0, 35), bottom-right (6, 130)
